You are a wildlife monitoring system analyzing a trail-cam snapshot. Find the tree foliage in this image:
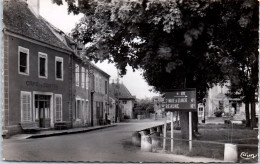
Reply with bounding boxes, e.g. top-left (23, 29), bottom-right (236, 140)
top-left (53, 0), bottom-right (258, 103)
